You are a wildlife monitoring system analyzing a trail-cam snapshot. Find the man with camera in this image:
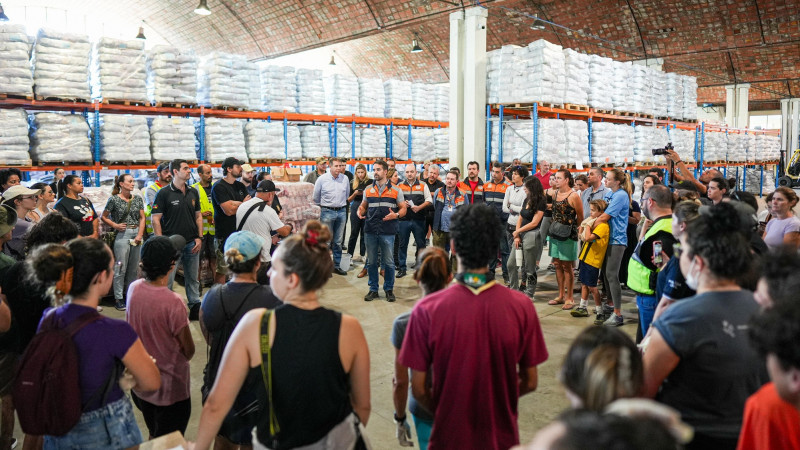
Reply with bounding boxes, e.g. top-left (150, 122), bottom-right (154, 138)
top-left (662, 148), bottom-right (724, 197)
